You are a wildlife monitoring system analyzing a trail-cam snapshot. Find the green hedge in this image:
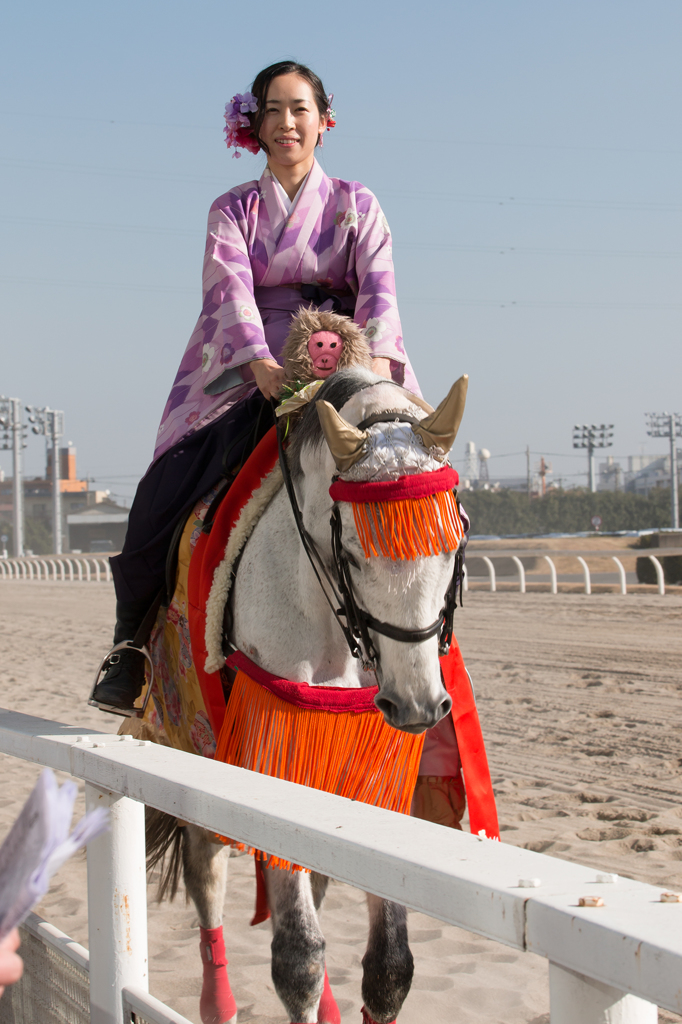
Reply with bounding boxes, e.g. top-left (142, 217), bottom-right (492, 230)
top-left (460, 487), bottom-right (678, 536)
top-left (0, 518), bottom-right (53, 555)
